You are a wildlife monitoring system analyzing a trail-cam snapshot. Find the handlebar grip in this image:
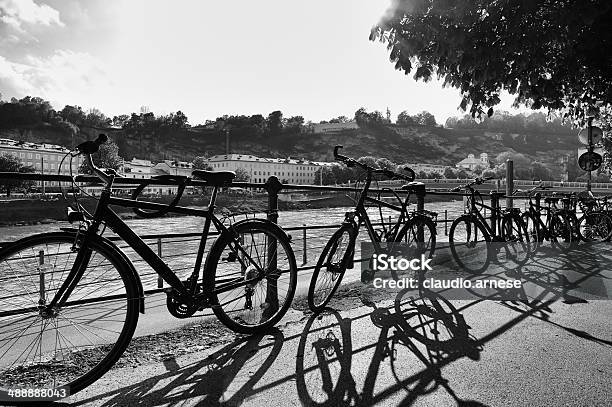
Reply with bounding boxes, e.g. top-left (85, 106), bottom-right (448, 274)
top-left (401, 167), bottom-right (416, 182)
top-left (333, 145), bottom-right (343, 159)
